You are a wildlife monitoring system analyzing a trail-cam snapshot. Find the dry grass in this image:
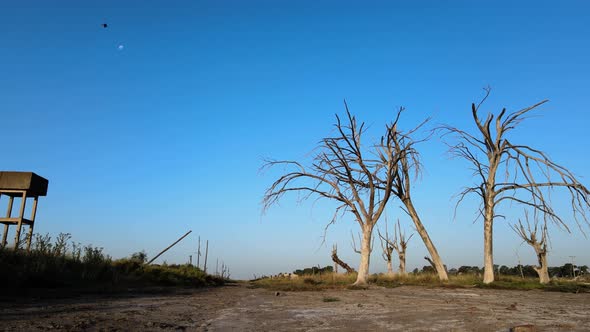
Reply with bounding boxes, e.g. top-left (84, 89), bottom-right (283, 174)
top-left (250, 273), bottom-right (358, 291)
top-left (251, 272), bottom-right (590, 293)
